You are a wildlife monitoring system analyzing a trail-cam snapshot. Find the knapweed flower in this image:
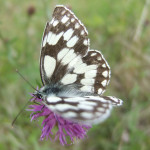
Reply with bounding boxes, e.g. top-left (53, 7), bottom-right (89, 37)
top-left (27, 95), bottom-right (91, 145)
